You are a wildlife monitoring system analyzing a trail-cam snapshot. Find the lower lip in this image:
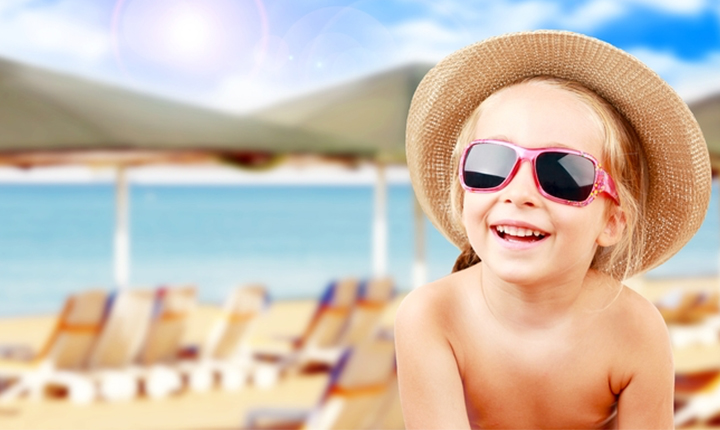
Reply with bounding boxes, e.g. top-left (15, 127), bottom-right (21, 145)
top-left (492, 229), bottom-right (548, 250)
